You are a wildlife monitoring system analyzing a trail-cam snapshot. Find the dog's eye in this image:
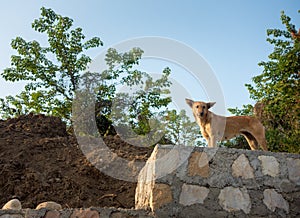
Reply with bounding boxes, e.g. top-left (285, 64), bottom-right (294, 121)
top-left (203, 106), bottom-right (206, 109)
top-left (196, 105), bottom-right (199, 108)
